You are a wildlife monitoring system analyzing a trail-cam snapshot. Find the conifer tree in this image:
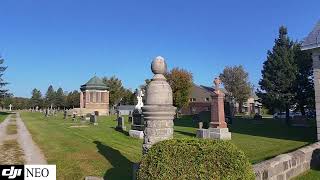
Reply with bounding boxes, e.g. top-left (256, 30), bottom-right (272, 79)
top-left (0, 56), bottom-right (8, 98)
top-left (258, 26), bottom-right (297, 122)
